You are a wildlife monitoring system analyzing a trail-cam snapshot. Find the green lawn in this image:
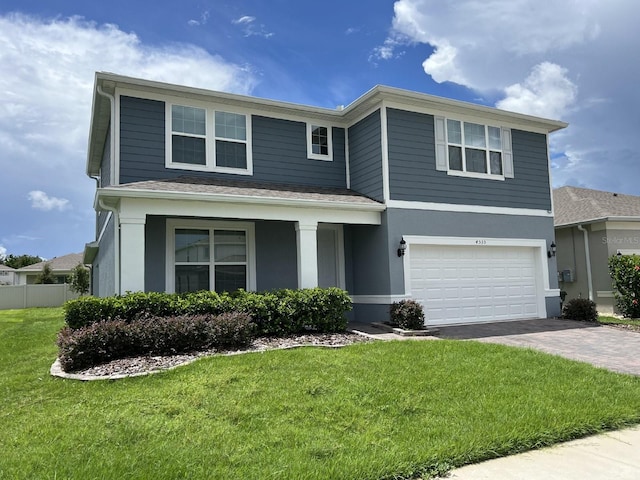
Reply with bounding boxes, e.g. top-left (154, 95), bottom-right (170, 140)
top-left (599, 315), bottom-right (640, 328)
top-left (3, 308), bottom-right (640, 480)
